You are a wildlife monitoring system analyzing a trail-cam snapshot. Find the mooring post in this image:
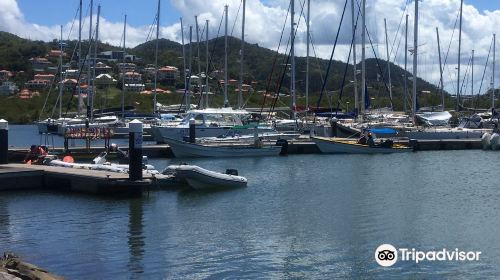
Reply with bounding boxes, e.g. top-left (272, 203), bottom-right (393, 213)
top-left (129, 119), bottom-right (143, 181)
top-left (0, 119), bottom-right (7, 164)
top-left (189, 118), bottom-right (196, 143)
